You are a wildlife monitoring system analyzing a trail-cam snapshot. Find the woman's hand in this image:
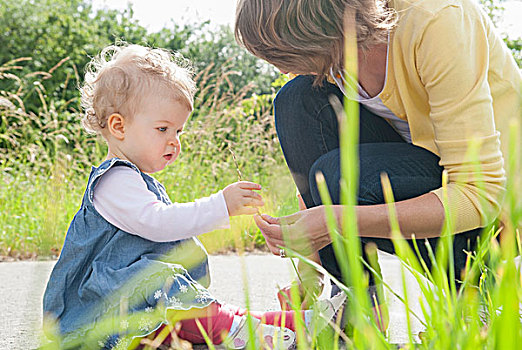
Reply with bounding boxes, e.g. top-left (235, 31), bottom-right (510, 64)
top-left (223, 181), bottom-right (264, 216)
top-left (253, 206), bottom-right (333, 256)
